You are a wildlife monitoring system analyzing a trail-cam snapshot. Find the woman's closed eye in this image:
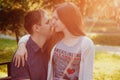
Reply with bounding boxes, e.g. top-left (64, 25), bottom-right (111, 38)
top-left (53, 16), bottom-right (59, 21)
